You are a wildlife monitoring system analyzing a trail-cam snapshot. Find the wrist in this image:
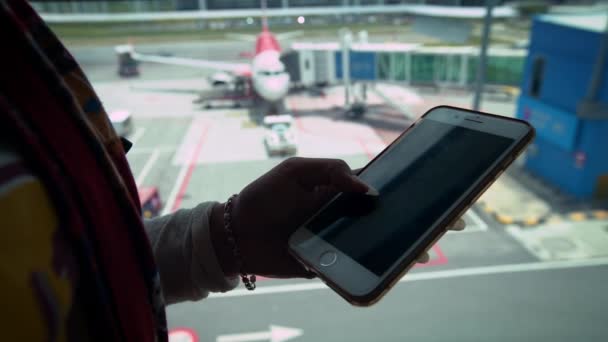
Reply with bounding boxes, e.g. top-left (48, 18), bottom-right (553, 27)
top-left (210, 202), bottom-right (239, 277)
